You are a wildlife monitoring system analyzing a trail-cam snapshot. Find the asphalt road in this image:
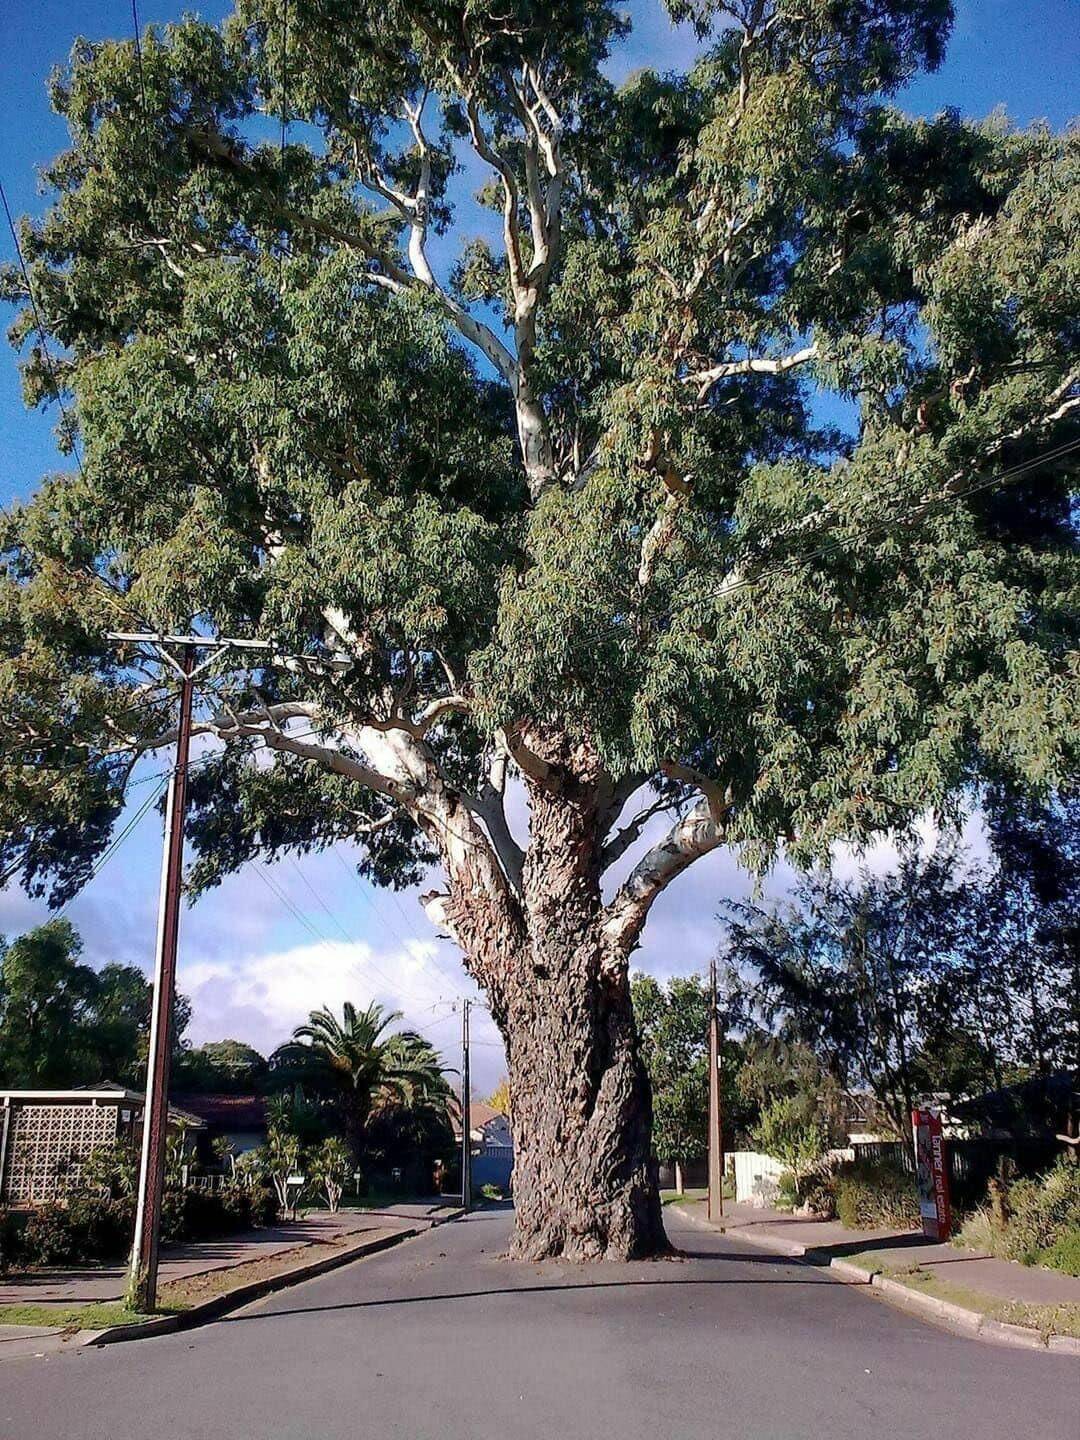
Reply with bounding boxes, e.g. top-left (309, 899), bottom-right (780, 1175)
top-left (1, 1207), bottom-right (1075, 1440)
